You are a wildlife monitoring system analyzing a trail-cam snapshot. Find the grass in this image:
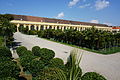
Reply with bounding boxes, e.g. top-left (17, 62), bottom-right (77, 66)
top-left (41, 37), bottom-right (120, 55)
